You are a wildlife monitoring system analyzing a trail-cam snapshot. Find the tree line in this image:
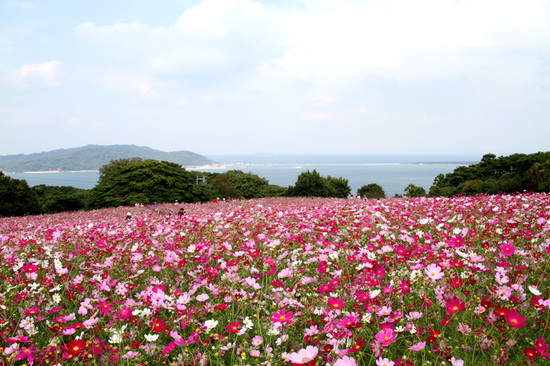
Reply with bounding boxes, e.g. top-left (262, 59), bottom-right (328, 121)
top-left (1, 152), bottom-right (549, 217)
